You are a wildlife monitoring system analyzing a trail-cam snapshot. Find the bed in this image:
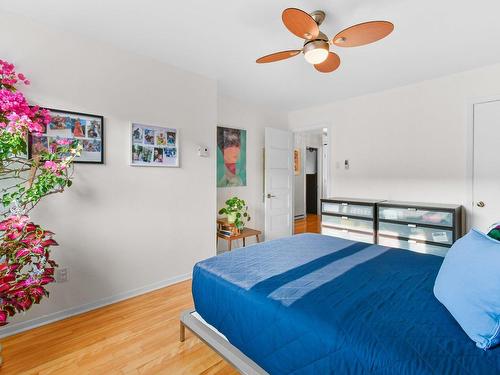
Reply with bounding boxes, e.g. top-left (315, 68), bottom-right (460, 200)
top-left (183, 234), bottom-right (500, 374)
